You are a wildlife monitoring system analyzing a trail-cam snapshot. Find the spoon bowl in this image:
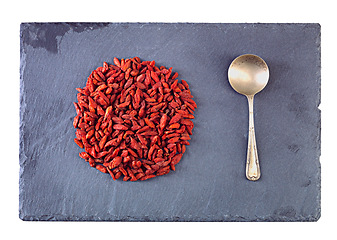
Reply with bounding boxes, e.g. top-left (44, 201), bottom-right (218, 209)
top-left (228, 54), bottom-right (269, 181)
top-left (228, 54), bottom-right (269, 96)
